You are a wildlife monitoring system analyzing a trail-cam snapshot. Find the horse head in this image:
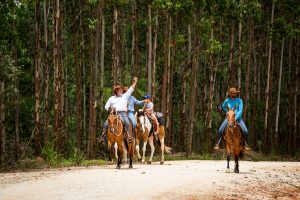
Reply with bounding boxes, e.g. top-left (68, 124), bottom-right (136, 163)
top-left (108, 114), bottom-right (118, 133)
top-left (136, 114), bottom-right (145, 133)
top-left (226, 105), bottom-right (237, 128)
